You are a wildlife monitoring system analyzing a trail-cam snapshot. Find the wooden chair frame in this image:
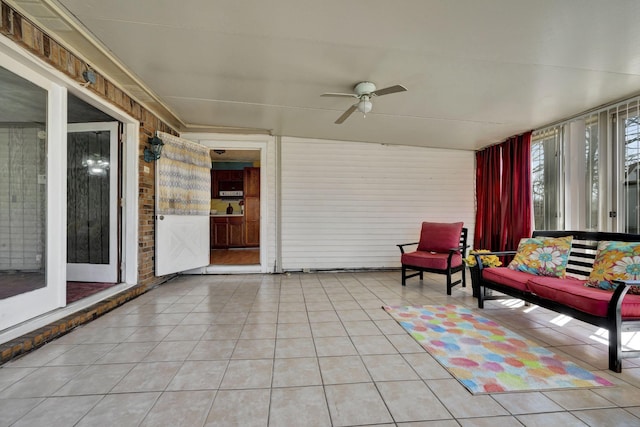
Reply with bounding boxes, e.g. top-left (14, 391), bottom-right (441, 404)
top-left (398, 227), bottom-right (468, 295)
